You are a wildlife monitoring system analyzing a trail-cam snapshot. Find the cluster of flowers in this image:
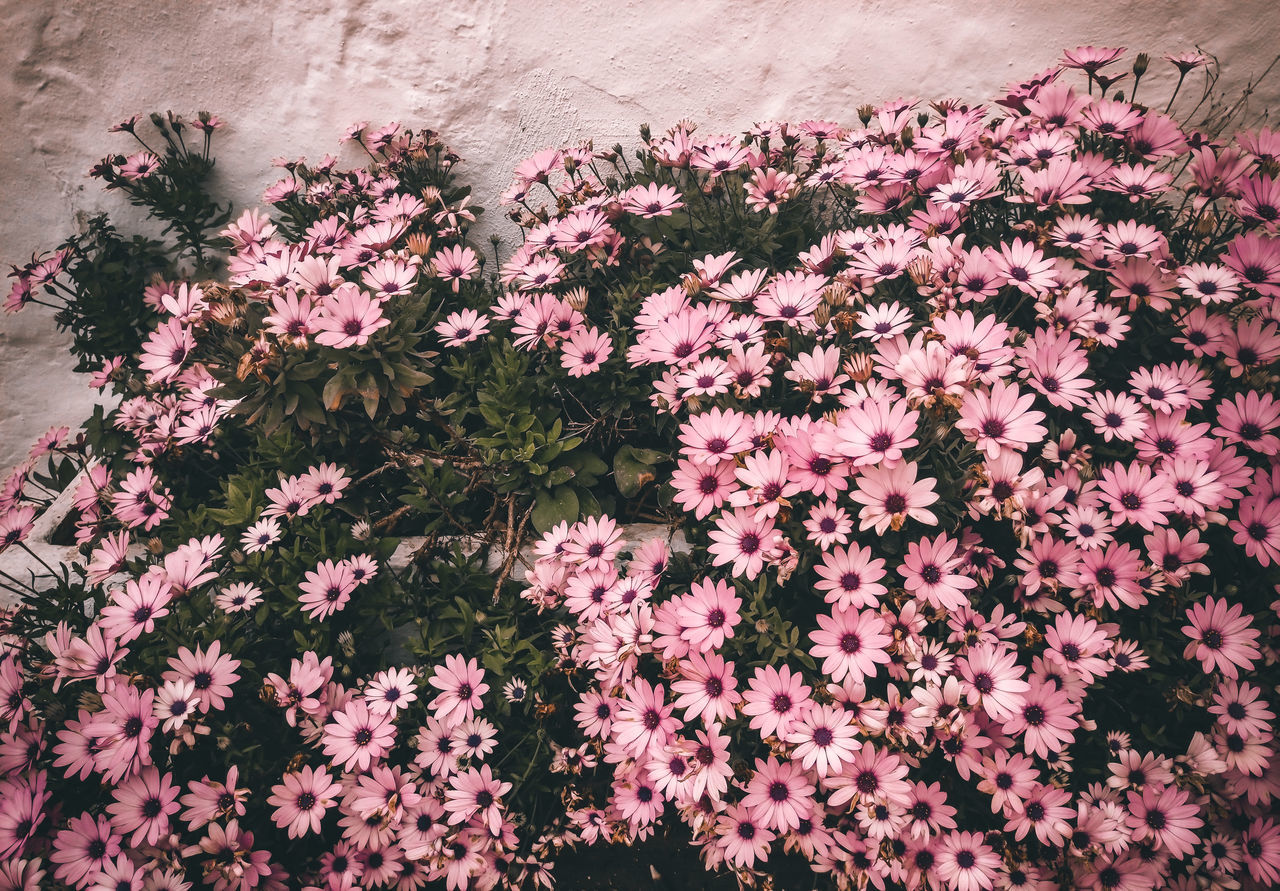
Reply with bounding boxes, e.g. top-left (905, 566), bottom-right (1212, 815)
top-left (0, 449), bottom-right (548, 889)
top-left (3, 44), bottom-right (1280, 890)
top-left (0, 126), bottom-right (555, 889)
top-left (483, 47), bottom-right (1280, 889)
